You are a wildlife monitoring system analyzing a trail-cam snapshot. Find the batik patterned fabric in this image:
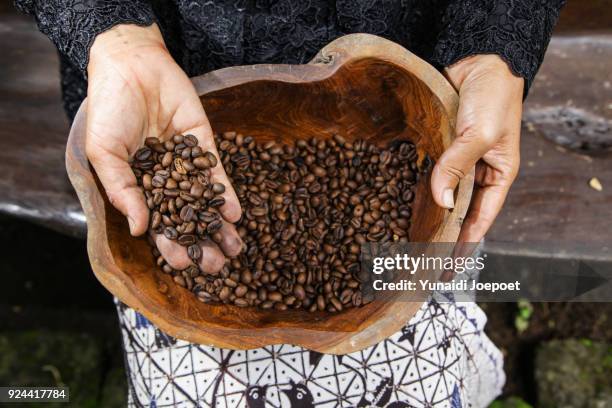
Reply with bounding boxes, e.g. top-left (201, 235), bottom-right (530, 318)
top-left (115, 294), bottom-right (504, 408)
